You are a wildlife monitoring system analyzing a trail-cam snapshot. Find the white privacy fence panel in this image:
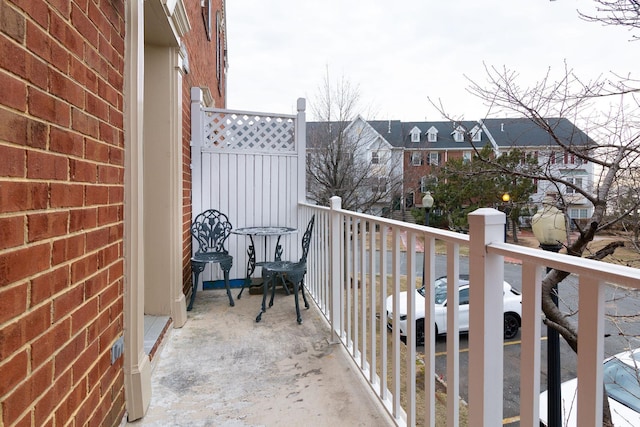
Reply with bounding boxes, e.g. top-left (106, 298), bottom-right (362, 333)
top-left (191, 88), bottom-right (307, 282)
